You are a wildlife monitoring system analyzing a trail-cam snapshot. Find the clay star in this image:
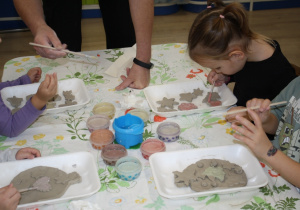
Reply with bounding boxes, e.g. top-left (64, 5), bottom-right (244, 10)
top-left (179, 93), bottom-right (197, 102)
top-left (7, 96), bottom-right (23, 108)
top-left (157, 97), bottom-right (179, 109)
top-left (192, 88), bottom-right (203, 96)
